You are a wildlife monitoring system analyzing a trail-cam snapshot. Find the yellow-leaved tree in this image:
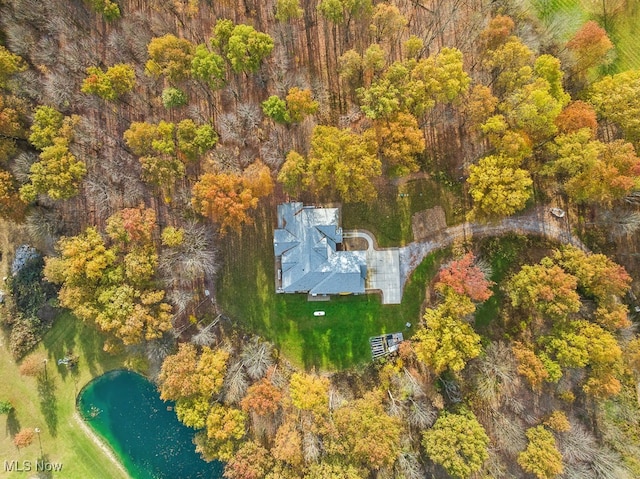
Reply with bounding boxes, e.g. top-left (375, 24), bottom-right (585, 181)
top-left (278, 126), bottom-right (381, 202)
top-left (422, 409), bottom-right (489, 479)
top-left (468, 154), bottom-right (533, 218)
top-left (412, 290), bottom-right (481, 374)
top-left (518, 426), bottom-right (563, 479)
top-left (44, 208), bottom-right (172, 346)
